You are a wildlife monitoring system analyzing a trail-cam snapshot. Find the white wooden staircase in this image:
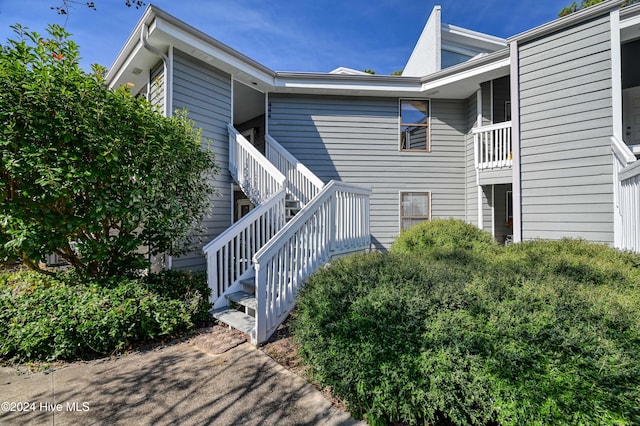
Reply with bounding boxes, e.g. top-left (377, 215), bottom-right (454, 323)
top-left (203, 125), bottom-right (371, 344)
